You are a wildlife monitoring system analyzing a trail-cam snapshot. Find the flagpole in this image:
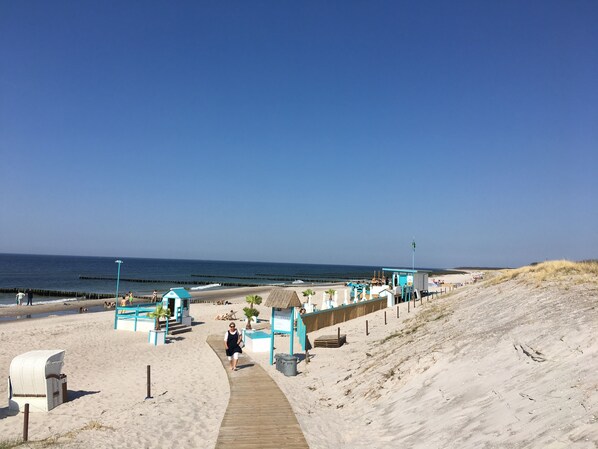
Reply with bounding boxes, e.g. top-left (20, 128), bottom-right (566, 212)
top-left (412, 240), bottom-right (416, 270)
